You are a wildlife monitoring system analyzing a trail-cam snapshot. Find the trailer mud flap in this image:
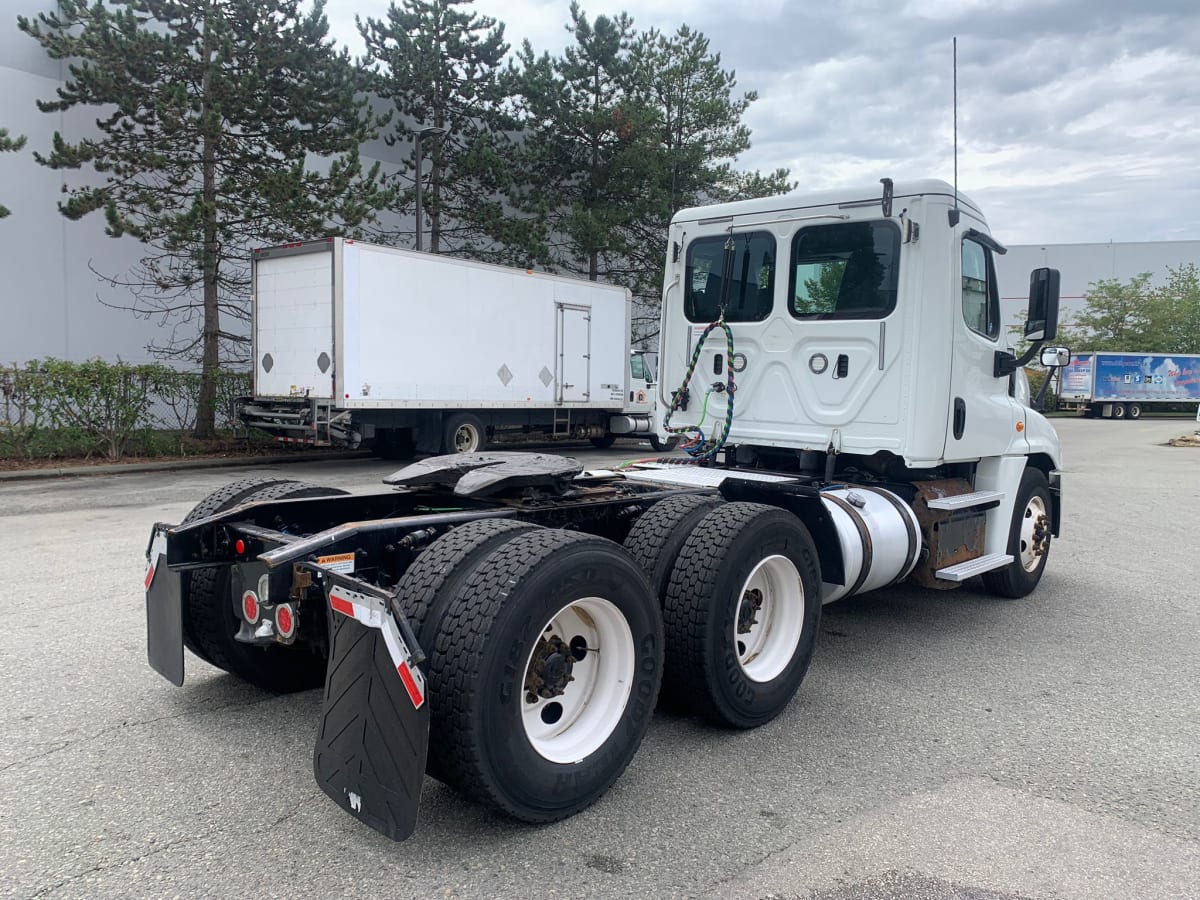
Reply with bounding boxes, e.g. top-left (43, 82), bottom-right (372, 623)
top-left (145, 553), bottom-right (185, 687)
top-left (313, 583), bottom-right (429, 842)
